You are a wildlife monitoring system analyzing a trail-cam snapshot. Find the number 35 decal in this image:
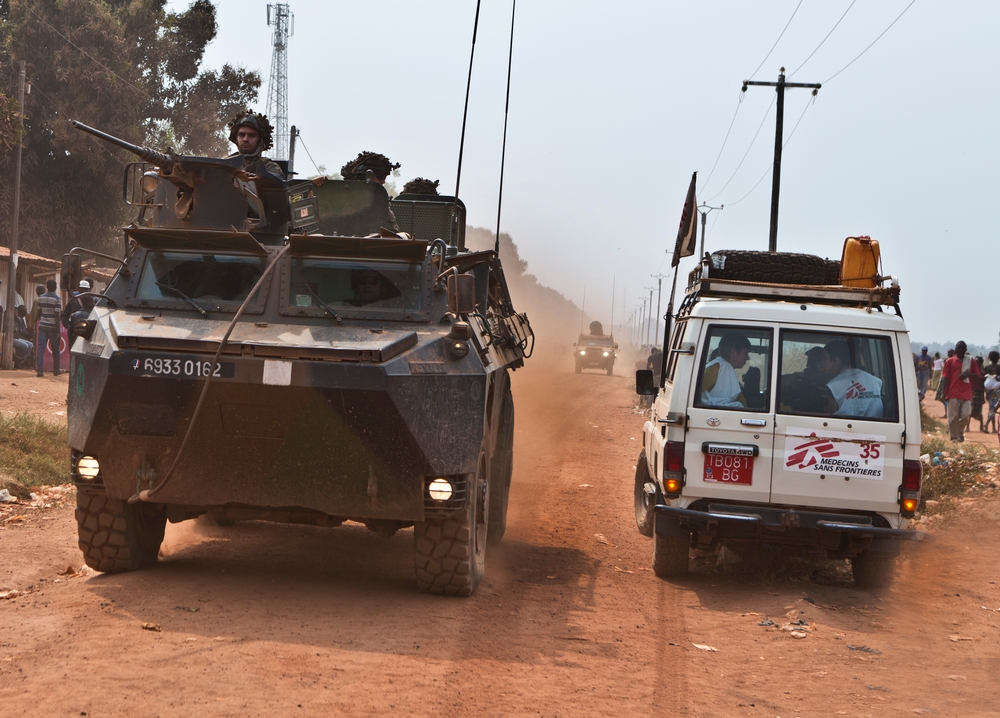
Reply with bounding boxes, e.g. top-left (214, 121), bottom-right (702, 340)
top-left (859, 442), bottom-right (880, 459)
